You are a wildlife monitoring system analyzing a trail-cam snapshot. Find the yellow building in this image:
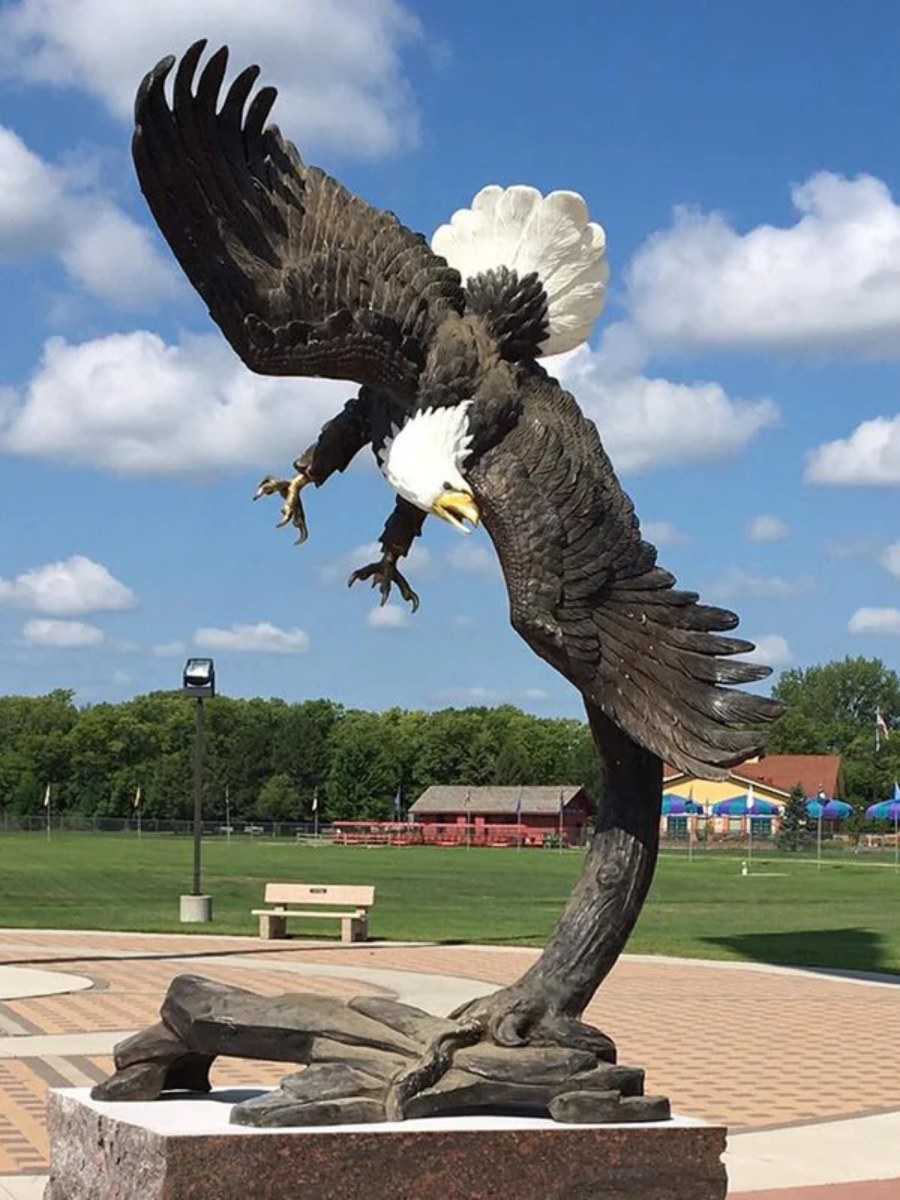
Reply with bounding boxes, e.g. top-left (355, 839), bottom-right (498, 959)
top-left (661, 754), bottom-right (845, 839)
